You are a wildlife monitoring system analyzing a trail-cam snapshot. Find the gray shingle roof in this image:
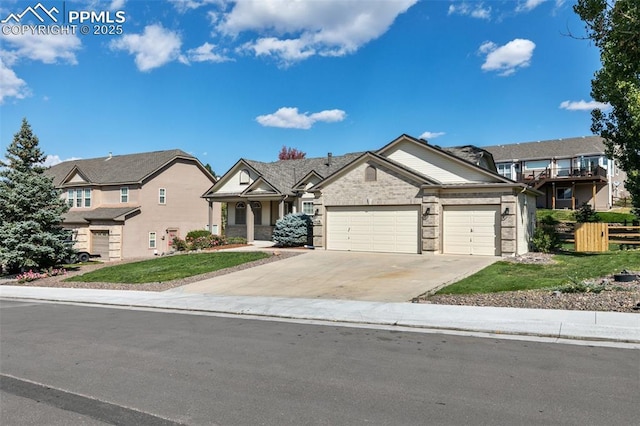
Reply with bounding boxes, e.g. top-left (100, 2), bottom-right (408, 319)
top-left (45, 149), bottom-right (196, 186)
top-left (483, 136), bottom-right (606, 162)
top-left (63, 207), bottom-right (140, 223)
top-left (244, 152), bottom-right (364, 195)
